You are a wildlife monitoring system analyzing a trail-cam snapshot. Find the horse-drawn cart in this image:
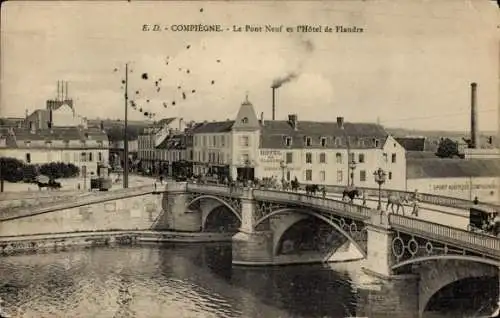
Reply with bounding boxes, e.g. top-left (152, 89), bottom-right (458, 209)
top-left (468, 205), bottom-right (499, 236)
